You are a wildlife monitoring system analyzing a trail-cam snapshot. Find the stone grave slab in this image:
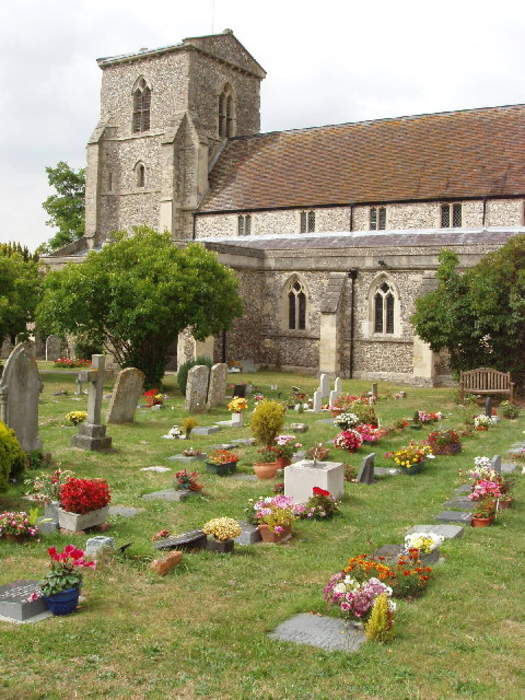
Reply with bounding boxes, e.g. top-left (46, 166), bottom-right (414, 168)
top-left (373, 544), bottom-right (441, 565)
top-left (167, 454), bottom-right (207, 463)
top-left (231, 438), bottom-right (256, 446)
top-left (230, 473), bottom-right (257, 482)
top-left (443, 499), bottom-right (473, 511)
top-left (140, 466), bottom-right (171, 473)
top-left (316, 418), bottom-right (334, 424)
top-left (269, 613), bottom-right (365, 653)
top-left (192, 425), bottom-right (220, 436)
top-left (0, 580), bottom-right (50, 623)
top-left (109, 505), bottom-right (144, 518)
top-left (153, 529), bottom-right (207, 552)
top-left (502, 463), bottom-right (517, 474)
top-left (285, 460), bottom-right (344, 504)
top-left (406, 523), bottom-right (464, 540)
top-left (435, 511), bottom-right (472, 525)
top-left (106, 367), bottom-right (144, 424)
top-left (454, 484), bottom-right (471, 494)
top-left (235, 521), bottom-right (262, 545)
top-left (374, 467), bottom-right (401, 476)
top-left (289, 423), bottom-right (308, 433)
top-left (142, 489), bottom-right (193, 503)
top-left (209, 443), bottom-right (235, 451)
